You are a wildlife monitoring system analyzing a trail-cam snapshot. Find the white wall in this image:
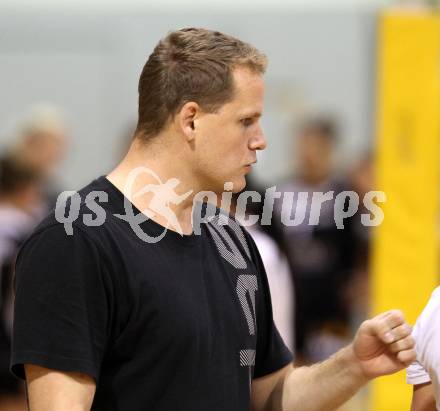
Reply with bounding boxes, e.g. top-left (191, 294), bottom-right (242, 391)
top-left (0, 8), bottom-right (378, 189)
top-left (2, 0), bottom-right (390, 11)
